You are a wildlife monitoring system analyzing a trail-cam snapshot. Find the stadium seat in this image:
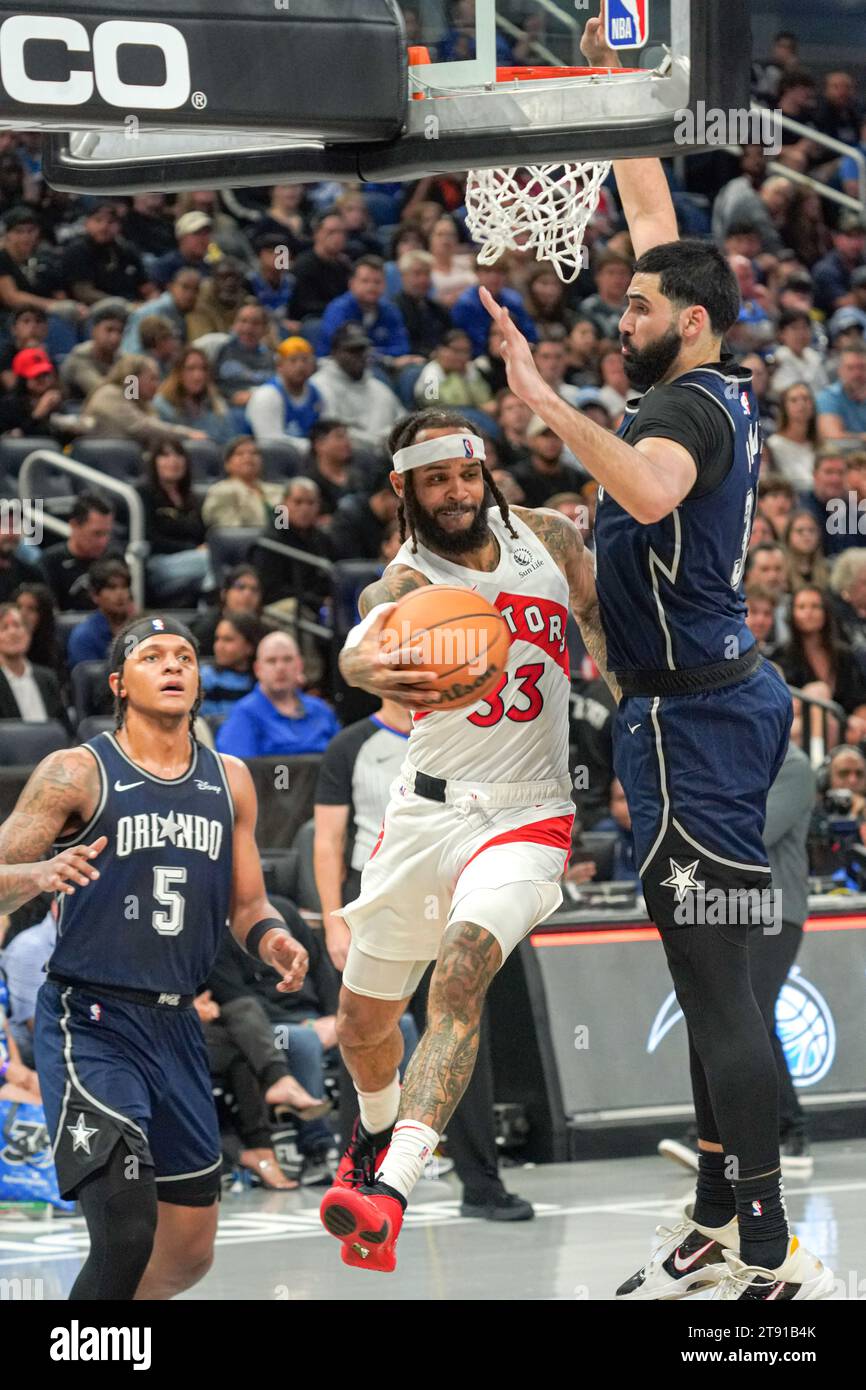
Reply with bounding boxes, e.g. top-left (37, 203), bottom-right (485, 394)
top-left (76, 715), bottom-right (115, 742)
top-left (331, 560), bottom-right (383, 633)
top-left (396, 362), bottom-right (424, 409)
top-left (184, 438), bottom-right (224, 483)
top-left (0, 436), bottom-right (59, 479)
top-left (290, 818), bottom-right (321, 915)
top-left (71, 661), bottom-right (112, 724)
top-left (55, 612), bottom-right (94, 656)
top-left (0, 720), bottom-right (70, 763)
top-left (207, 528), bottom-right (262, 585)
top-left (259, 847), bottom-right (301, 904)
top-left (258, 439), bottom-right (306, 482)
top-left (71, 438), bottom-right (145, 483)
